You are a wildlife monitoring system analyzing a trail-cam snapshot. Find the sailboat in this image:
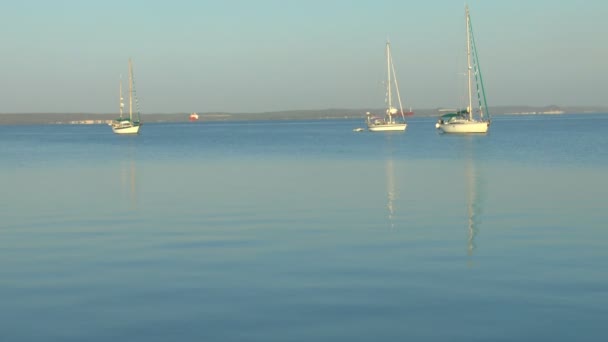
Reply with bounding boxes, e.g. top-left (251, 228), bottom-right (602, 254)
top-left (436, 6), bottom-right (490, 134)
top-left (366, 41), bottom-right (408, 132)
top-left (112, 58), bottom-right (142, 134)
